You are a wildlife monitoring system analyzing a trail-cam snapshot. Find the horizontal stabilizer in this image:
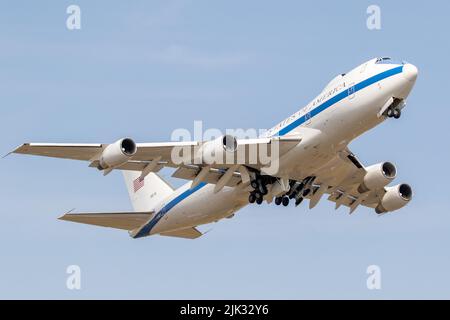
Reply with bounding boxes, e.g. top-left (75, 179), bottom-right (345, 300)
top-left (59, 211), bottom-right (154, 230)
top-left (160, 227), bottom-right (203, 239)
